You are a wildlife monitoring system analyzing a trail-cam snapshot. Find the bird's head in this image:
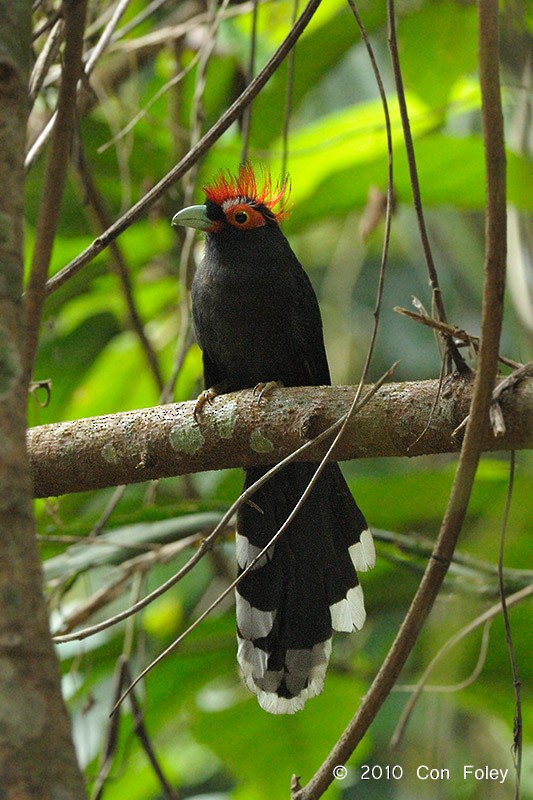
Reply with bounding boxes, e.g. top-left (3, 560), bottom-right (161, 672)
top-left (171, 164), bottom-right (290, 237)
